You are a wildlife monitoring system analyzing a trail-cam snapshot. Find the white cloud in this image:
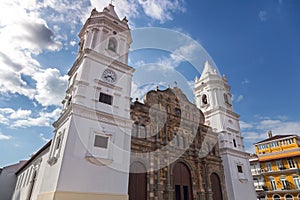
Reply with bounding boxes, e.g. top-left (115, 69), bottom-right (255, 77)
top-left (187, 80), bottom-right (194, 90)
top-left (9, 109), bottom-right (32, 119)
top-left (0, 0), bottom-right (67, 105)
top-left (39, 133), bottom-right (50, 142)
top-left (240, 121), bottom-right (253, 129)
top-left (131, 82), bottom-right (166, 102)
top-left (0, 108), bottom-right (15, 125)
top-left (90, 0), bottom-right (185, 24)
top-left (232, 94), bottom-right (244, 102)
top-left (236, 95), bottom-right (244, 102)
top-left (170, 41), bottom-right (199, 66)
top-left (0, 132), bottom-right (11, 140)
top-left (0, 0), bottom-right (186, 108)
top-left (258, 10), bottom-right (268, 22)
top-left (144, 41), bottom-right (200, 73)
top-left (0, 114), bottom-right (10, 125)
top-left (90, 0), bottom-right (139, 24)
top-left (70, 40), bottom-right (77, 47)
top-left (0, 107), bottom-right (60, 128)
top-left (137, 0), bottom-right (185, 23)
top-left (33, 68), bottom-right (68, 107)
top-left (241, 117), bottom-right (300, 148)
top-left (242, 79), bottom-right (250, 84)
top-left (12, 108), bottom-right (61, 128)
